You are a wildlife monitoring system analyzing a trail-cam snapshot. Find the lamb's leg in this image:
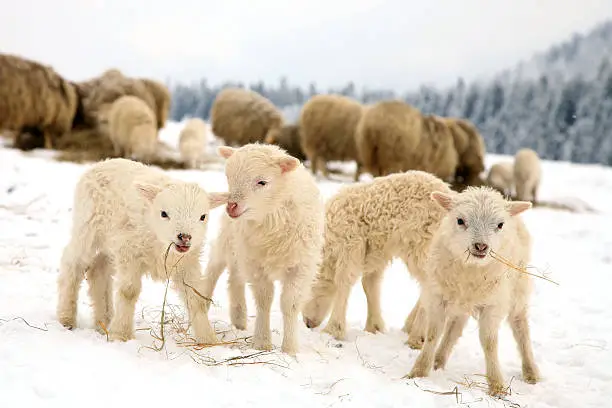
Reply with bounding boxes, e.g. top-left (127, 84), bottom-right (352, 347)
top-left (405, 292), bottom-right (446, 379)
top-left (354, 162), bottom-right (362, 182)
top-left (279, 266), bottom-right (310, 355)
top-left (310, 155), bottom-right (319, 176)
top-left (508, 309), bottom-right (540, 384)
top-left (250, 277), bottom-right (275, 351)
top-left (173, 262), bottom-right (219, 345)
top-left (322, 266), bottom-right (360, 341)
top-left (86, 253), bottom-right (114, 334)
top-left (361, 263), bottom-right (385, 334)
top-left (302, 255), bottom-right (337, 329)
top-left (201, 238), bottom-right (228, 312)
top-left (478, 306), bottom-right (506, 396)
top-left (56, 244), bottom-right (88, 329)
top-left (433, 313), bottom-right (469, 370)
top-left (404, 297), bottom-right (427, 349)
top-left (227, 263), bottom-right (247, 330)
top-left (107, 263), bottom-right (142, 342)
